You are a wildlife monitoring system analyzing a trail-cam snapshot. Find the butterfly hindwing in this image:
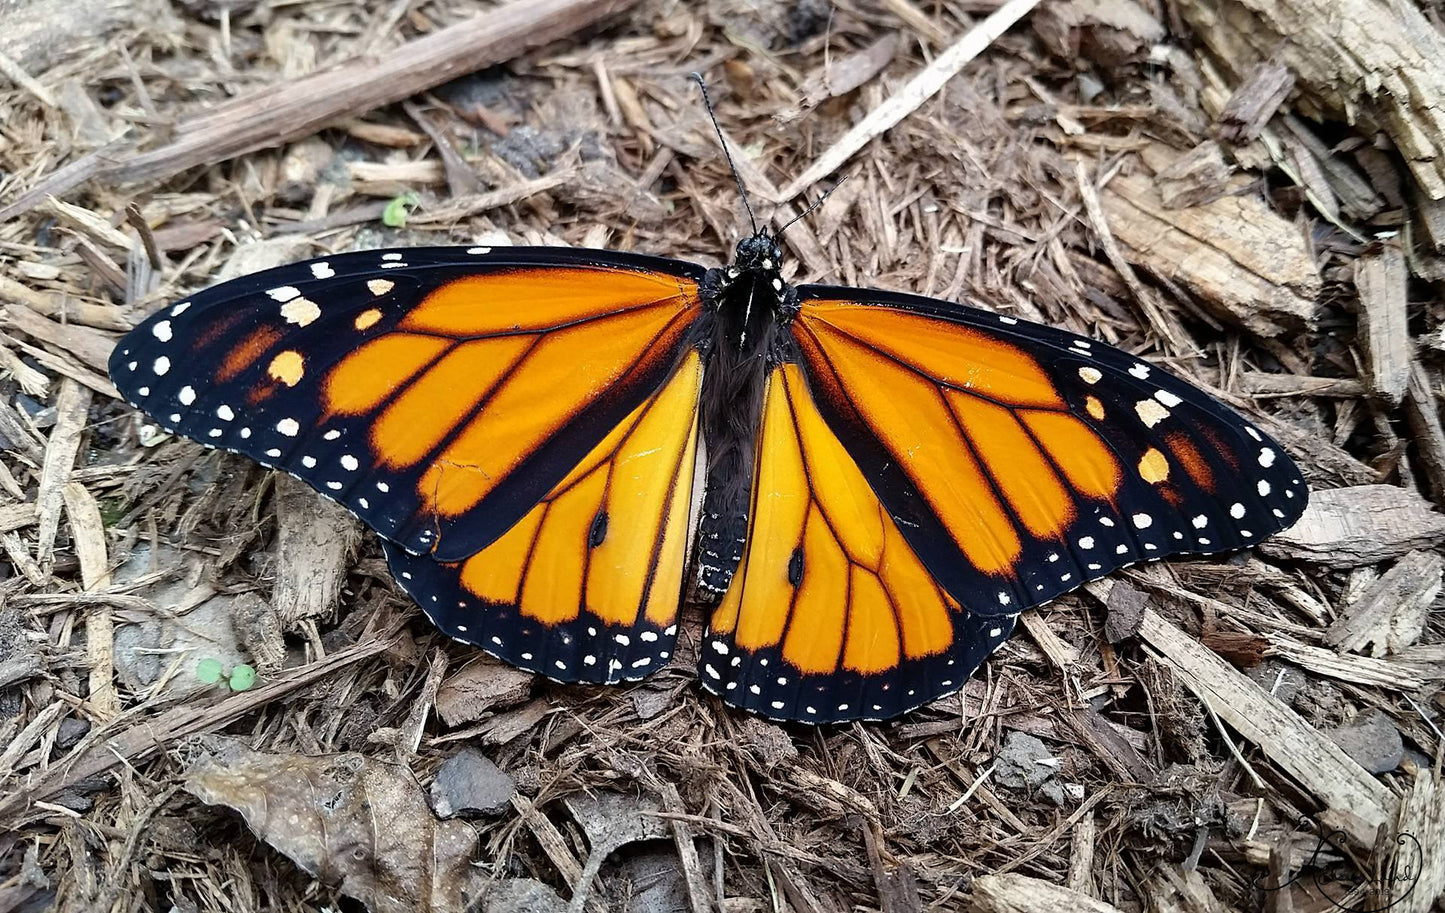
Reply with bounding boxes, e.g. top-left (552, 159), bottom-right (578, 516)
top-left (109, 246), bottom-right (707, 562)
top-left (701, 363), bottom-right (1017, 722)
top-left (788, 286), bottom-right (1309, 616)
top-left (383, 351), bottom-right (705, 682)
